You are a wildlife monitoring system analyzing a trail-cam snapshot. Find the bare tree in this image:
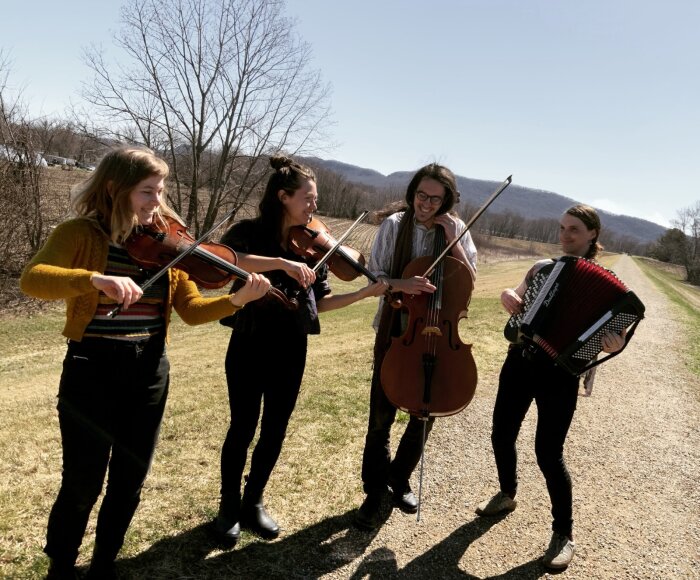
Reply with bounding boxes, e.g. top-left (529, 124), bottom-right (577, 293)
top-left (81, 0), bottom-right (331, 235)
top-left (671, 201), bottom-right (700, 283)
top-left (0, 53), bottom-right (51, 275)
top-left (309, 164), bottom-right (374, 219)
